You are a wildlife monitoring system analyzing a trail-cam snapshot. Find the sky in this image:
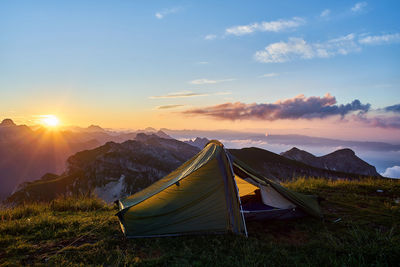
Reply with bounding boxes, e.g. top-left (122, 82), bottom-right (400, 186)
top-left (1, 0), bottom-right (400, 142)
